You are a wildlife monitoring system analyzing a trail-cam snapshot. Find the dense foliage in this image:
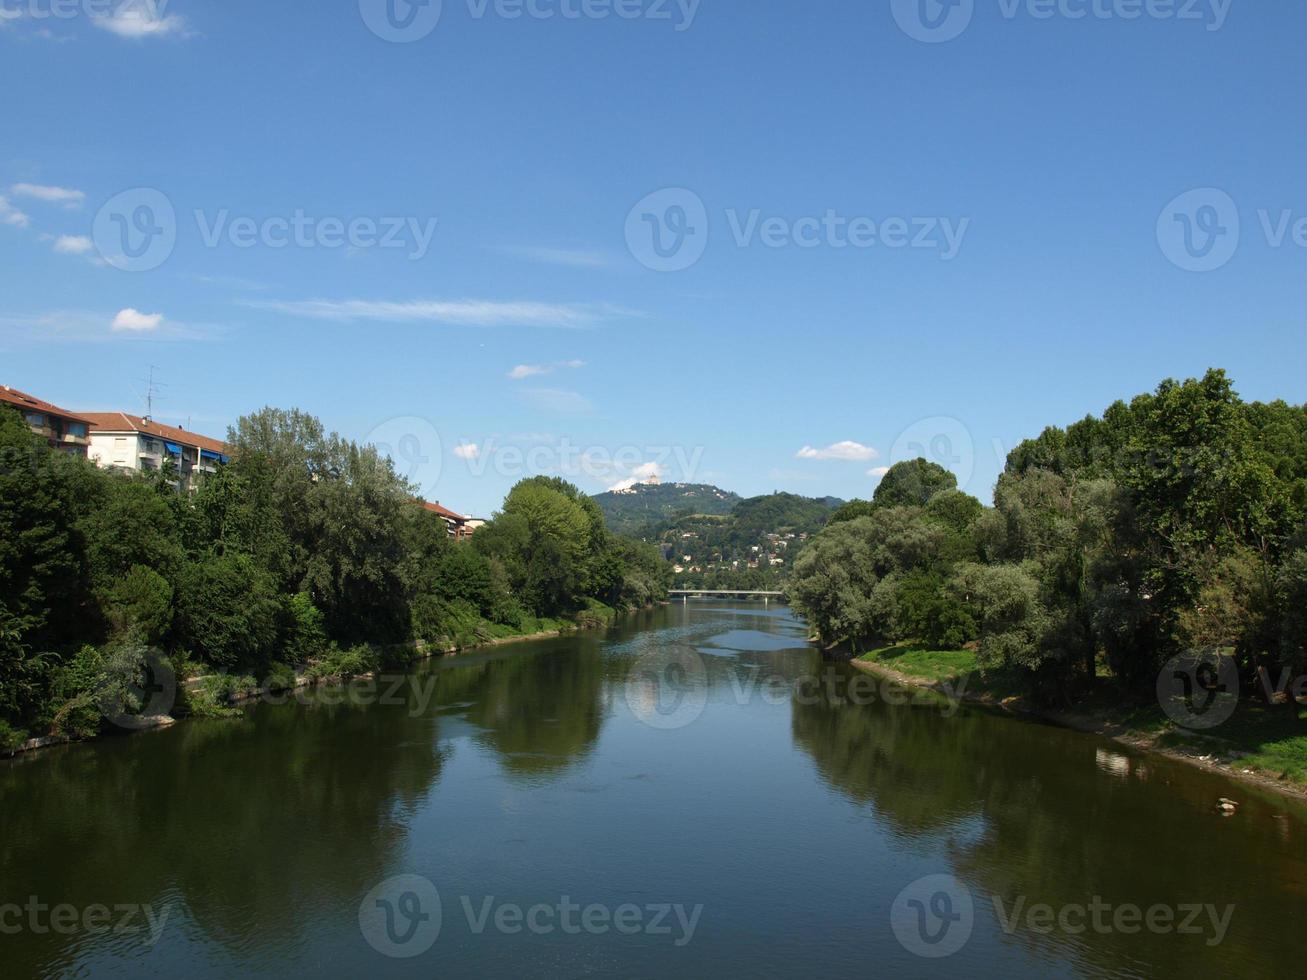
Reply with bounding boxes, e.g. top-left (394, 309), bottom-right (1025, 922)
top-left (790, 371), bottom-right (1307, 702)
top-left (0, 406), bottom-right (670, 747)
